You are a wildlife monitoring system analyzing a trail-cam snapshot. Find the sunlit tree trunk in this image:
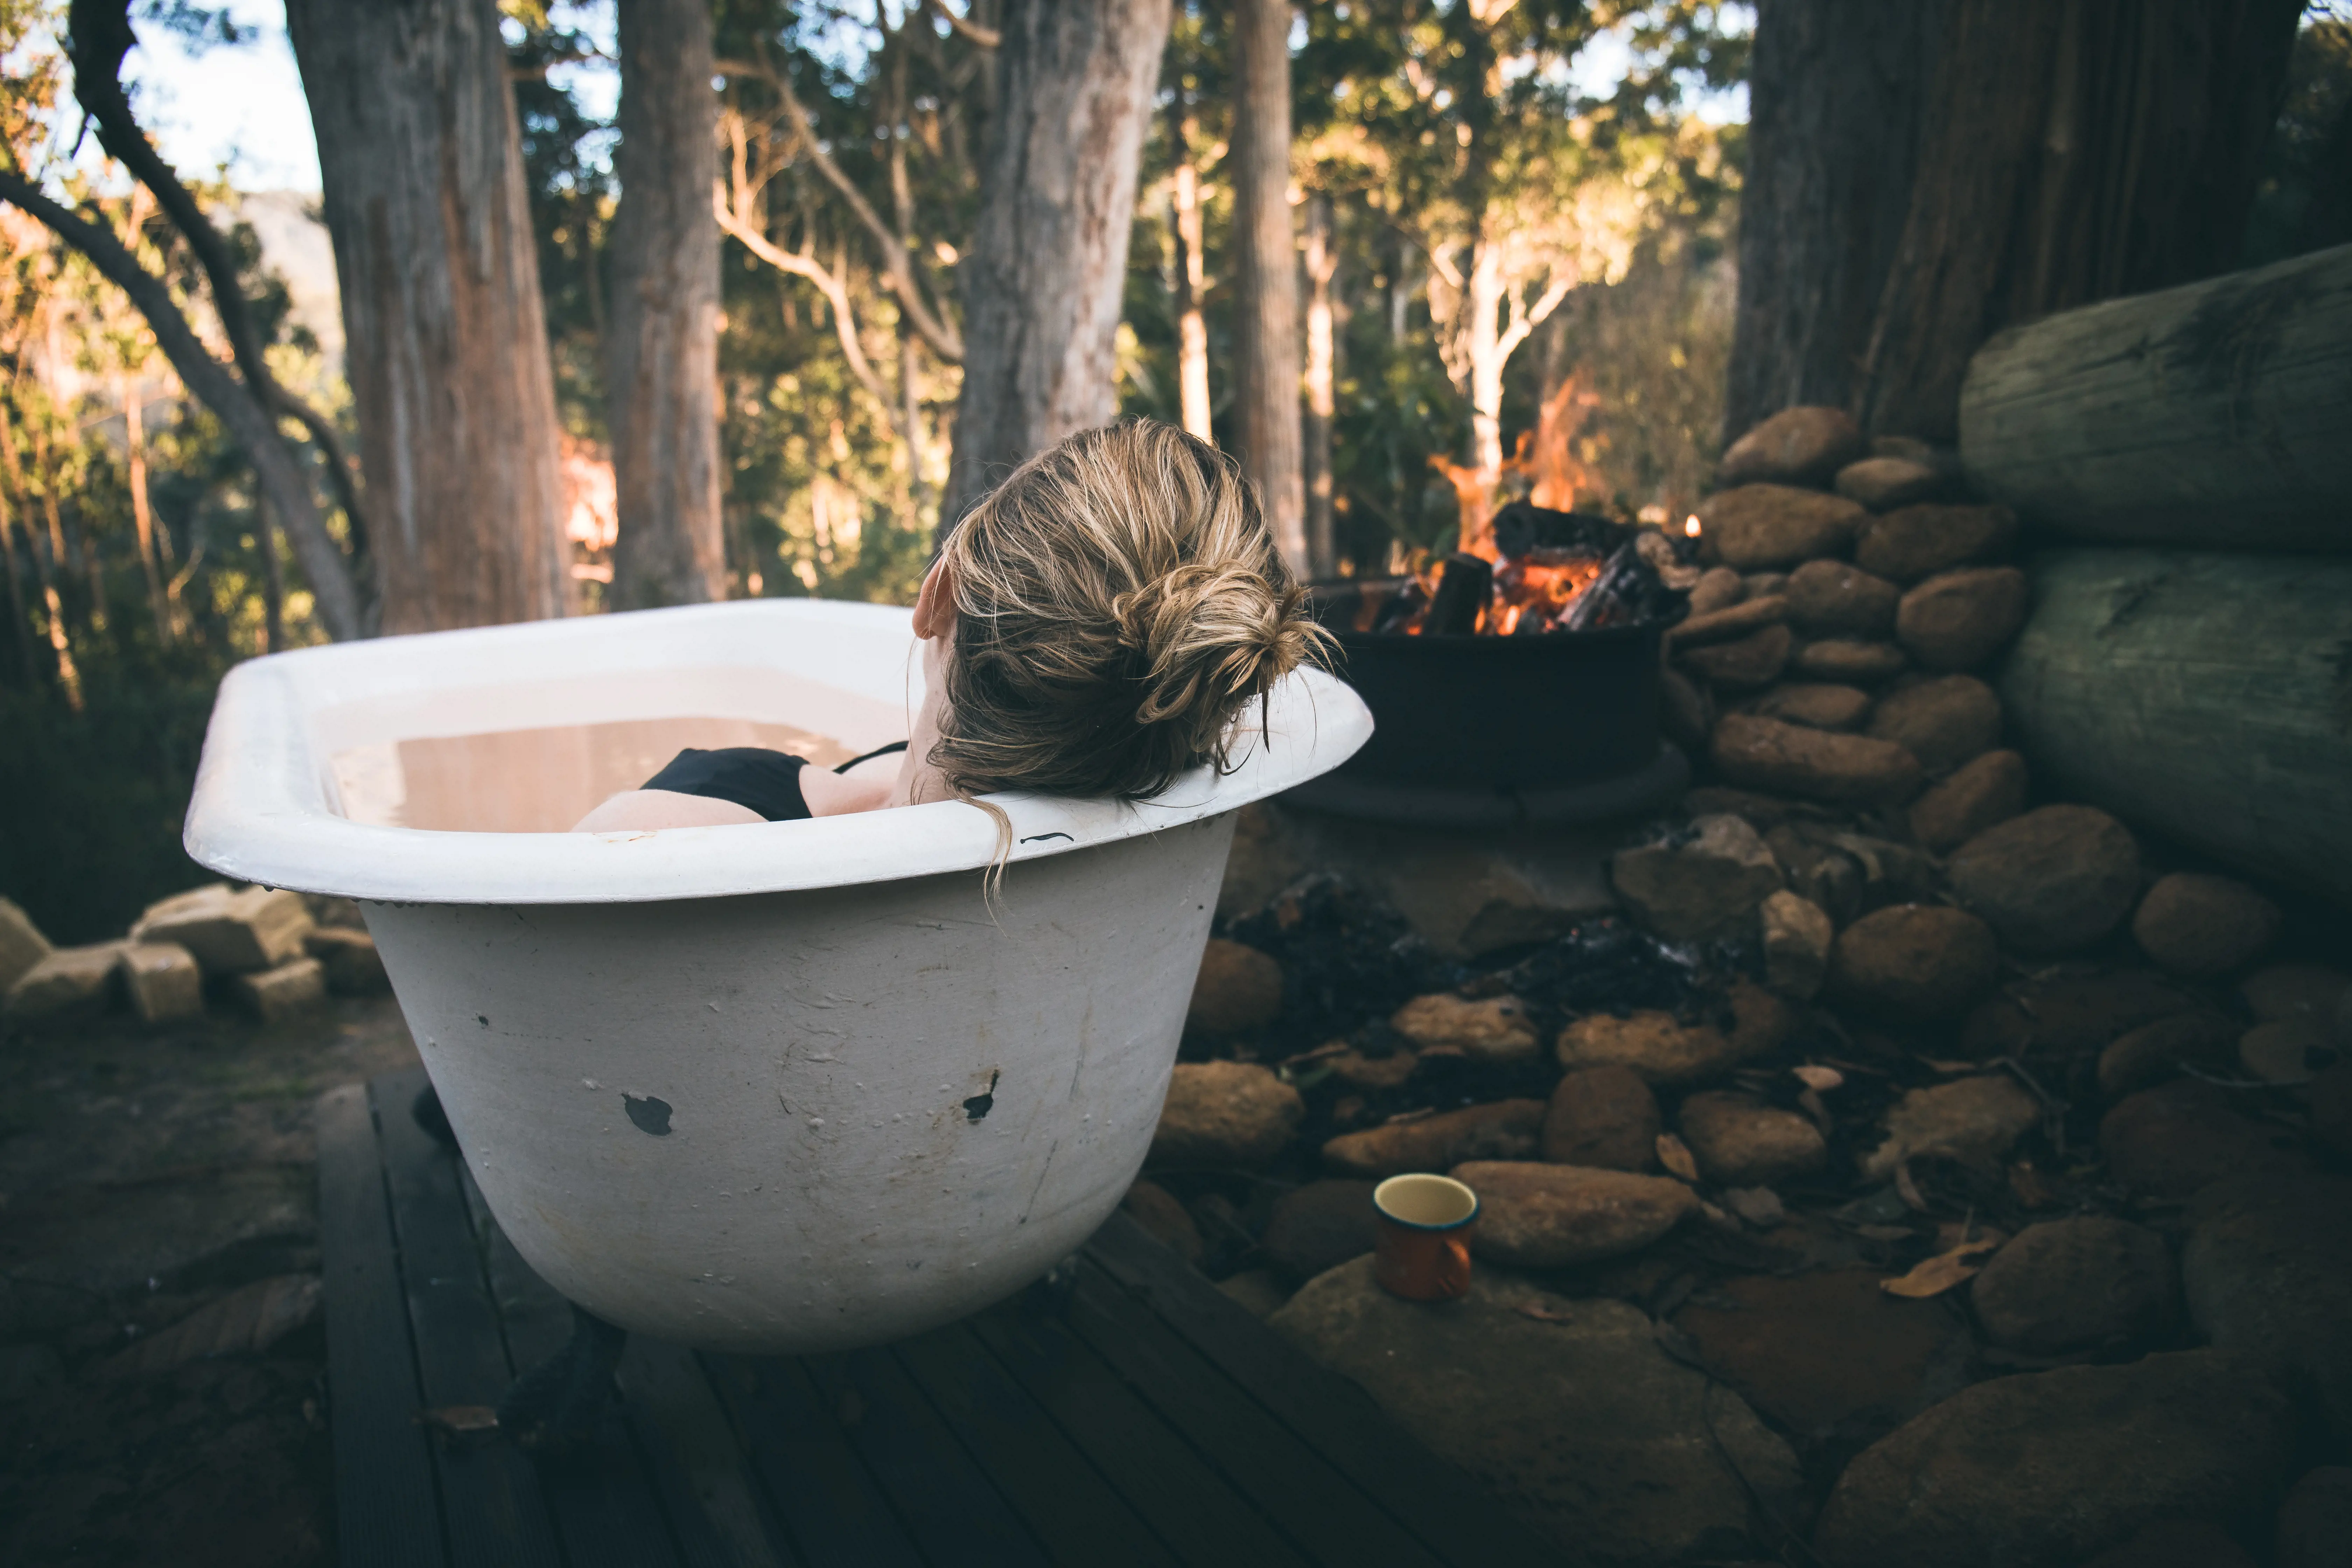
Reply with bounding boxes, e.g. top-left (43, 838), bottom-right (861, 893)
top-left (1301, 190), bottom-right (1336, 578)
top-left (287, 0), bottom-right (571, 633)
top-left (607, 0), bottom-right (724, 608)
top-left (1229, 0), bottom-right (1305, 573)
top-left (119, 378), bottom-right (170, 642)
top-left (1464, 242), bottom-right (1508, 481)
top-left (1171, 107), bottom-right (1212, 441)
